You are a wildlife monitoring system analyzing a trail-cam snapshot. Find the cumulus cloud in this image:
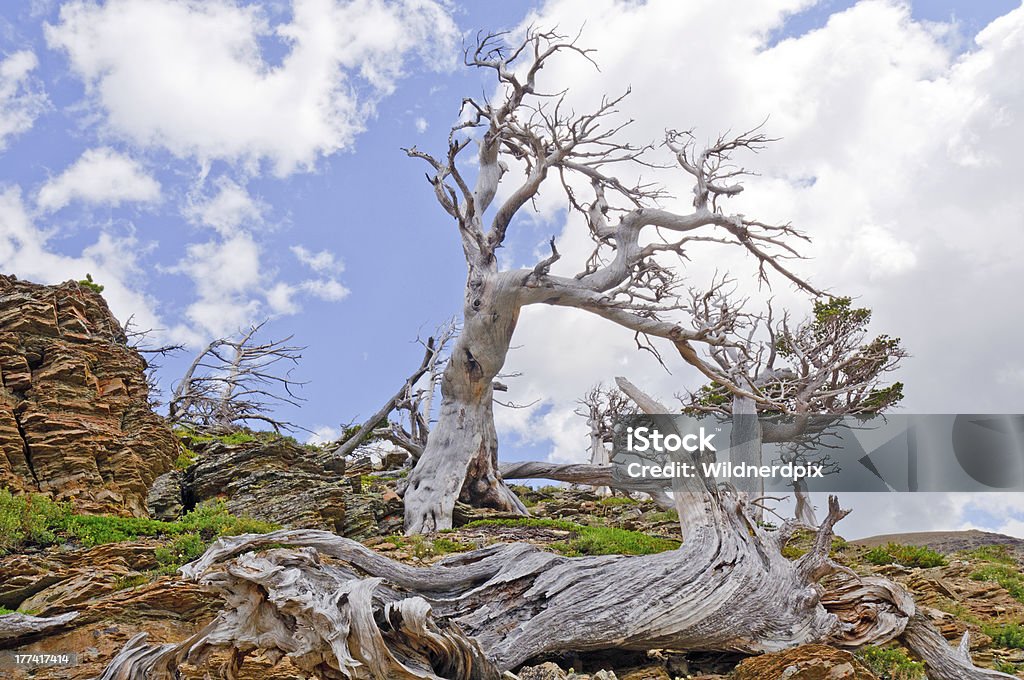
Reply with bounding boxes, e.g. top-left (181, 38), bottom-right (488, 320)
top-left (0, 185), bottom-right (162, 331)
top-left (306, 425), bottom-right (341, 445)
top-left (36, 147), bottom-right (160, 212)
top-left (300, 277), bottom-right (349, 300)
top-left (170, 234), bottom-right (350, 338)
top-left (488, 1), bottom-right (1024, 472)
top-left (44, 0), bottom-right (458, 175)
top-left (0, 50), bottom-right (47, 150)
top-left (185, 177), bottom-right (265, 235)
top-left (167, 231), bottom-right (264, 337)
top-left (291, 244), bottom-right (343, 273)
